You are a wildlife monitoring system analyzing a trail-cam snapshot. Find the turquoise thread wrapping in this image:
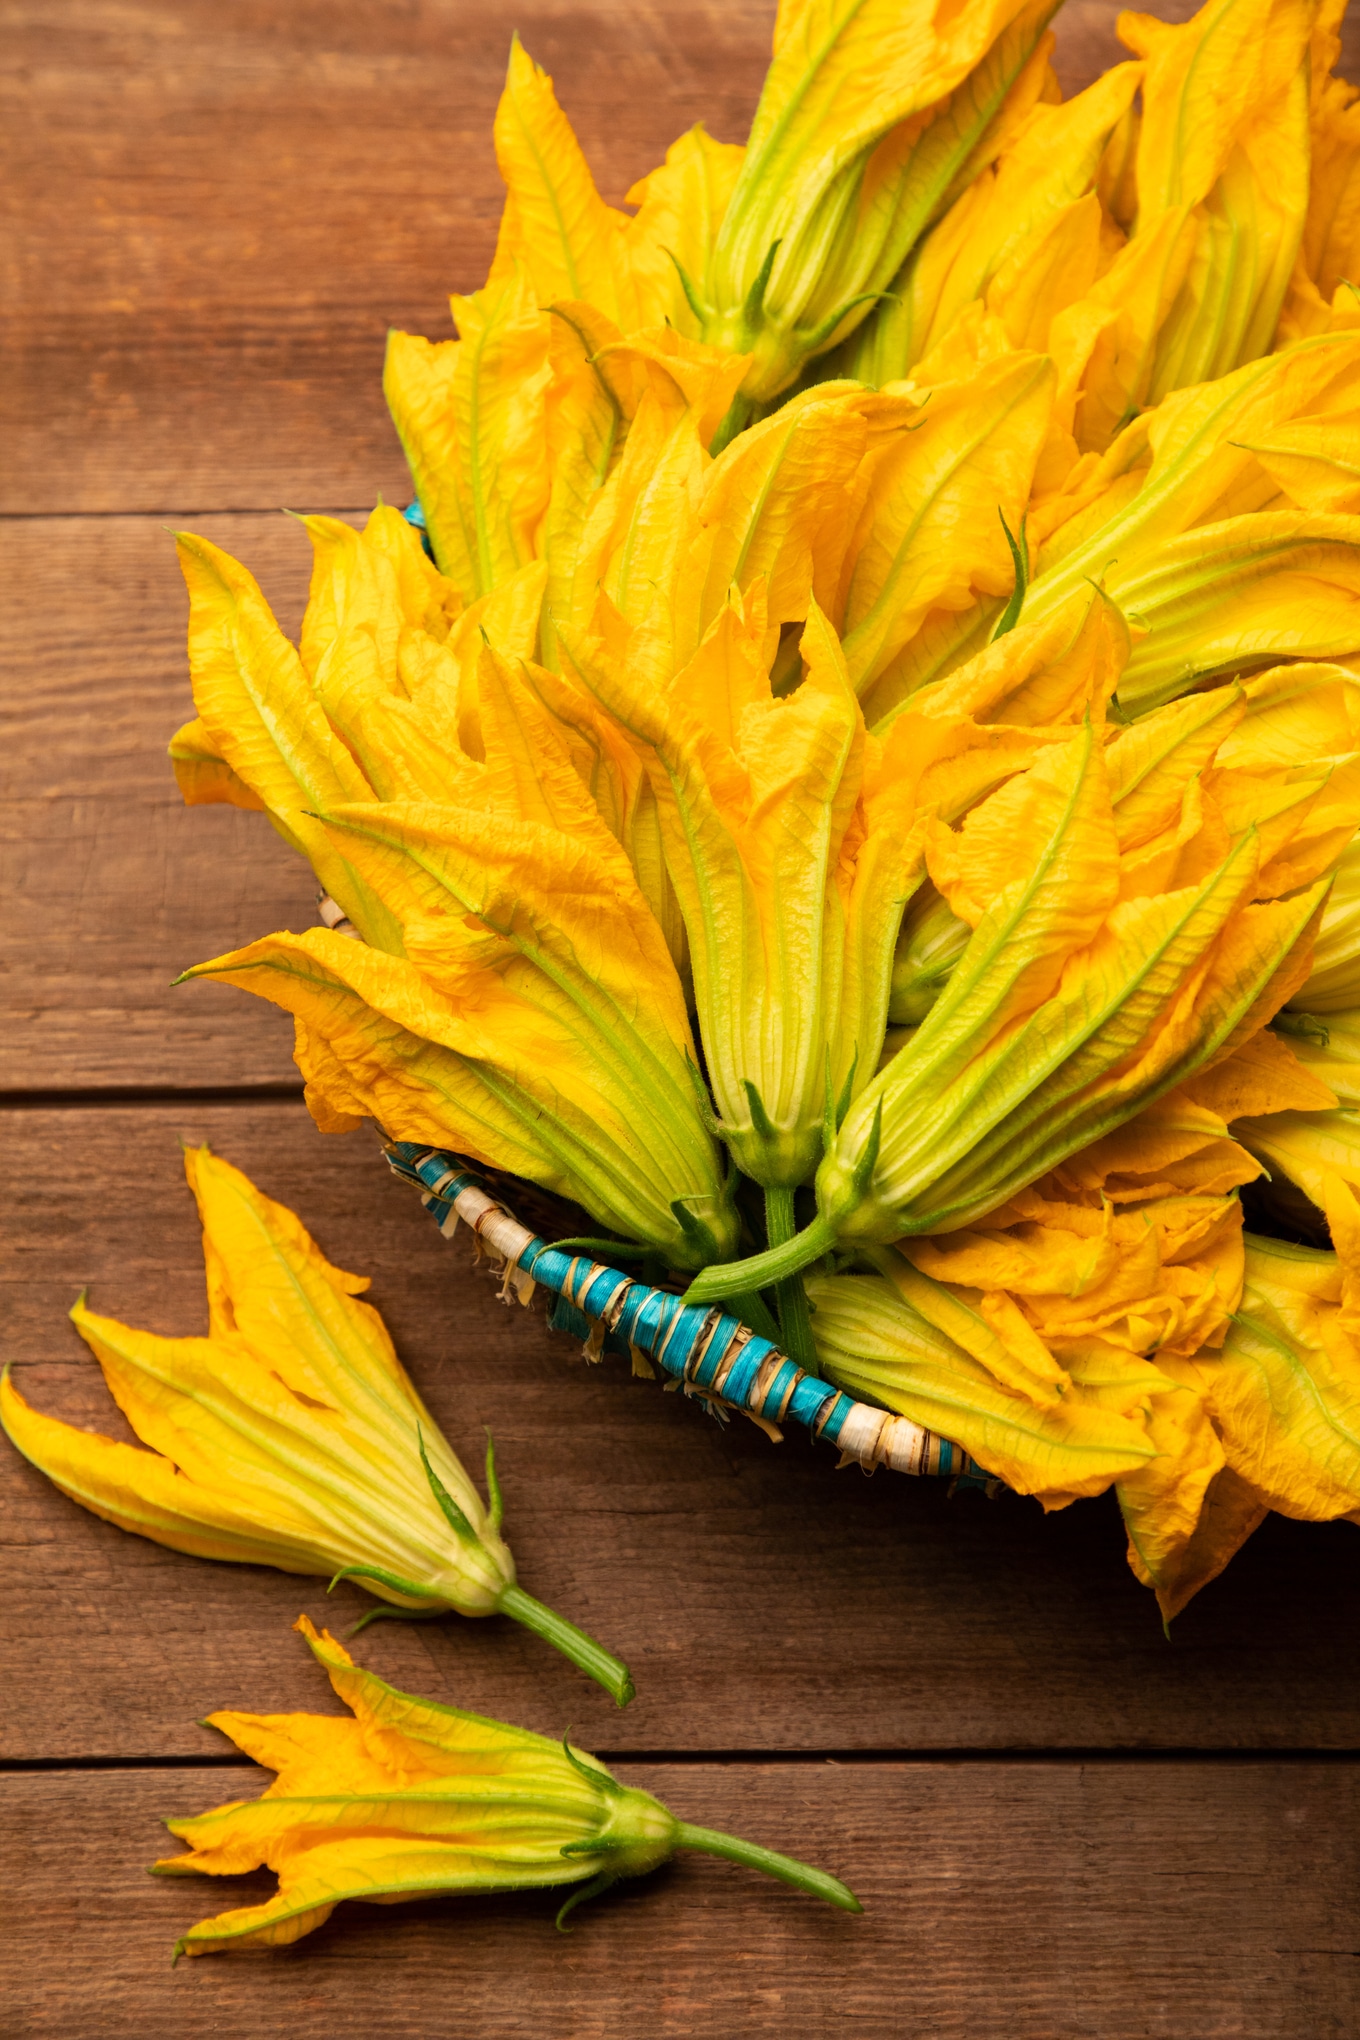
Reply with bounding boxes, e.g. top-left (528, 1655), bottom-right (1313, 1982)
top-left (384, 1144), bottom-right (991, 1480)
